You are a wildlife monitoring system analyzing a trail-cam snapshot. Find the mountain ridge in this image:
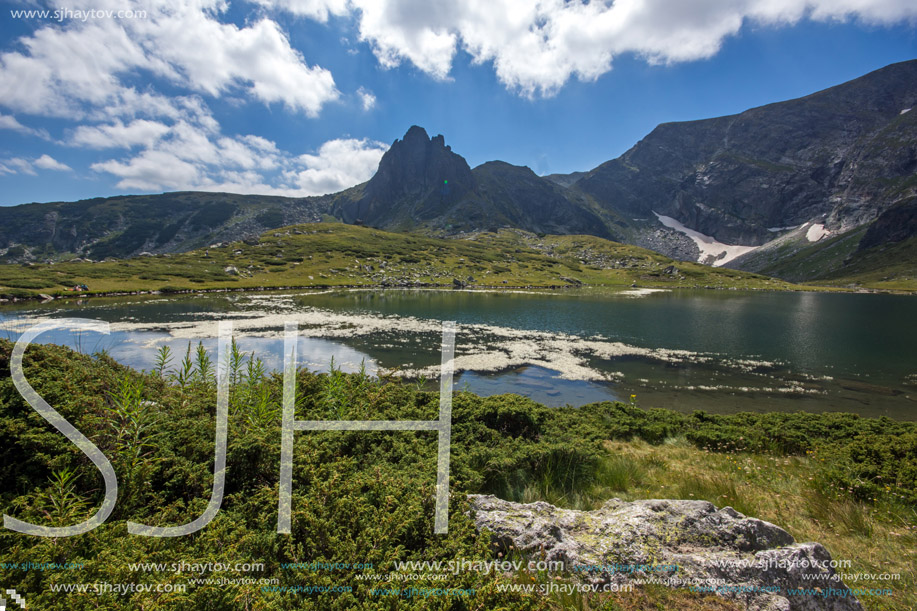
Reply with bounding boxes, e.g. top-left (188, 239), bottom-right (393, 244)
top-left (1, 60), bottom-right (915, 287)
